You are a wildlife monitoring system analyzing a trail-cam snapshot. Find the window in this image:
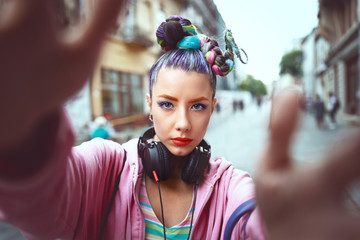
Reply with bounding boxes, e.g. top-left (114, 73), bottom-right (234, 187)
top-left (101, 69), bottom-right (144, 118)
